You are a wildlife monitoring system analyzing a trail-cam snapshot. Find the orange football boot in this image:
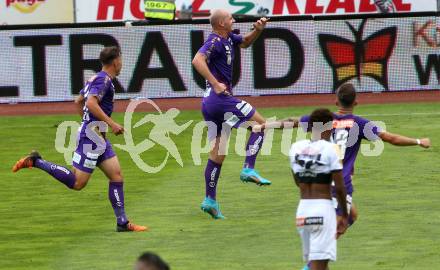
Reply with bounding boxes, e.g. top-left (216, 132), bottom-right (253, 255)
top-left (12, 151), bottom-right (41, 172)
top-left (117, 221), bottom-right (148, 232)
